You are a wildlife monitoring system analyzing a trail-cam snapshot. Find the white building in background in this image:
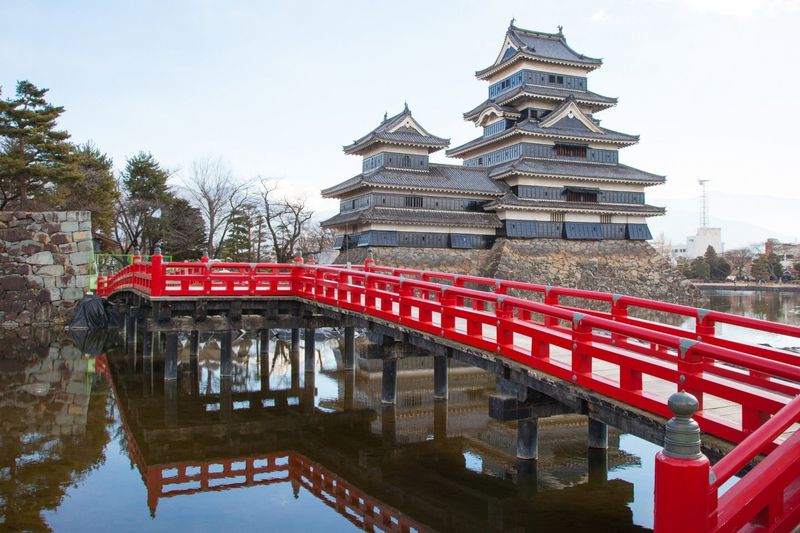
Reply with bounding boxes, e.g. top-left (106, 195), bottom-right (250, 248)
top-left (672, 227), bottom-right (722, 259)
